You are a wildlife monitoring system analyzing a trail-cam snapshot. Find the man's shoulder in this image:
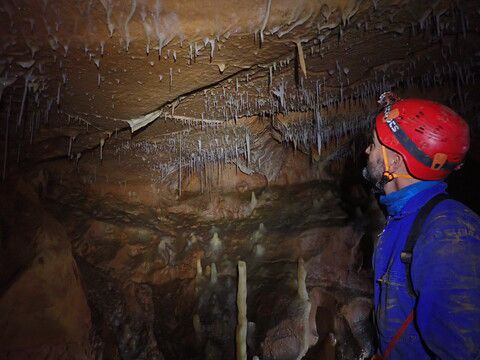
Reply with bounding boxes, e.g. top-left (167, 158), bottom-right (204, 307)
top-left (427, 198), bottom-right (480, 227)
top-left (412, 198), bottom-right (480, 281)
top-left (420, 198), bottom-right (480, 245)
